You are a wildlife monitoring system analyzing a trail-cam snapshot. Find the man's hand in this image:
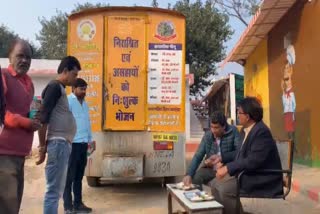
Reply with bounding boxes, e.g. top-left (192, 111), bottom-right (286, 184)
top-left (205, 155), bottom-right (222, 167)
top-left (215, 162), bottom-right (224, 169)
top-left (204, 159), bottom-right (214, 168)
top-left (30, 119), bottom-right (42, 132)
top-left (210, 155), bottom-right (222, 165)
top-left (91, 141), bottom-right (96, 152)
top-left (183, 175), bottom-right (192, 186)
top-left (216, 166), bottom-right (229, 179)
top-left (33, 111), bottom-right (41, 120)
top-left (36, 146), bottom-right (47, 165)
